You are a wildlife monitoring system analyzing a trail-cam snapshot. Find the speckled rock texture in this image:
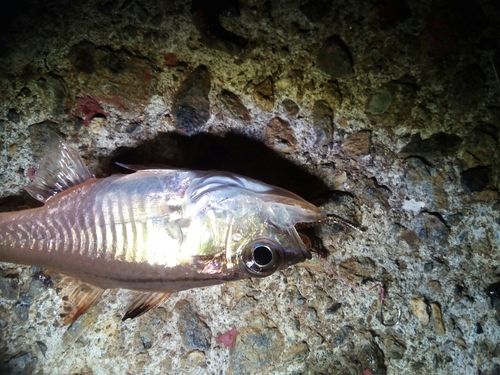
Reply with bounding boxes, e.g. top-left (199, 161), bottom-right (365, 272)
top-left (0, 0), bottom-right (499, 374)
